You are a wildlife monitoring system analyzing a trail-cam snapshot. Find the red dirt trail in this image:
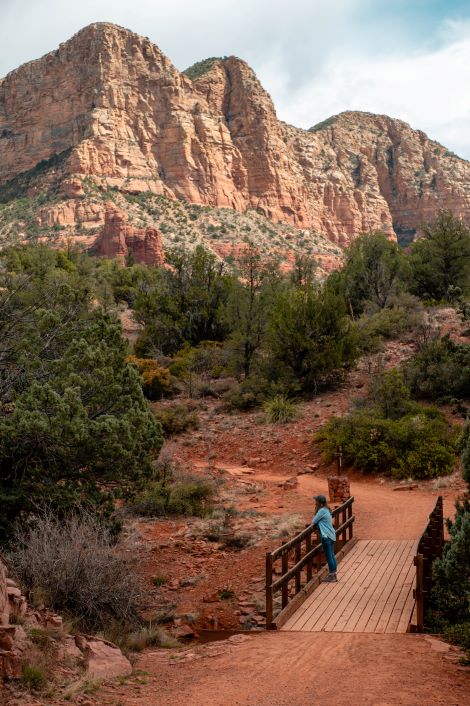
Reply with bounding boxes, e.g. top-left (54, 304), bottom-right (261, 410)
top-left (95, 483), bottom-right (469, 706)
